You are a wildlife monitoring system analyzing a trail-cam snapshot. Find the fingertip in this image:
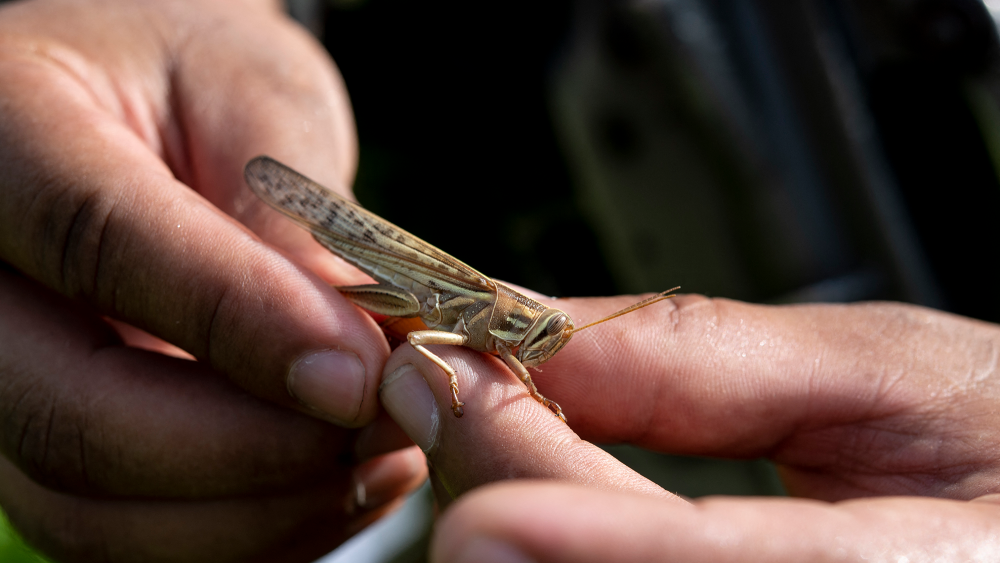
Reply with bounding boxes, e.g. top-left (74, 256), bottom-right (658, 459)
top-left (432, 482), bottom-right (690, 563)
top-left (379, 345), bottom-right (666, 500)
top-left (430, 483), bottom-right (590, 563)
top-left (348, 446), bottom-right (427, 515)
top-left (203, 254), bottom-right (390, 427)
top-left (379, 363), bottom-right (440, 453)
top-left (287, 349), bottom-right (367, 426)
